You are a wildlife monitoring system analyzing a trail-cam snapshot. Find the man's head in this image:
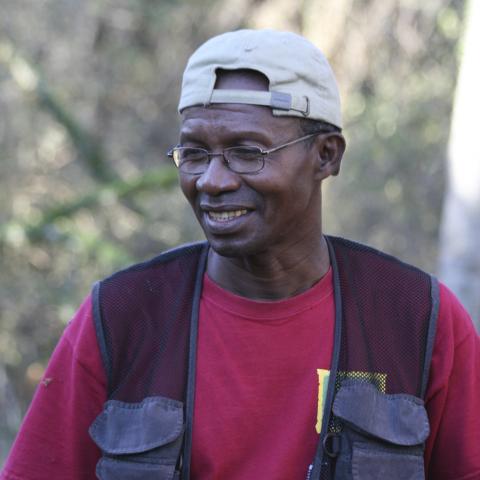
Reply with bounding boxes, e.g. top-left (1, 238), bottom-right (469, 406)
top-left (174, 30), bottom-right (345, 257)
